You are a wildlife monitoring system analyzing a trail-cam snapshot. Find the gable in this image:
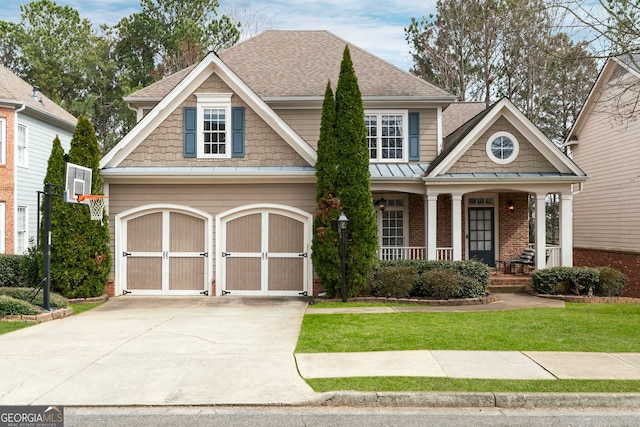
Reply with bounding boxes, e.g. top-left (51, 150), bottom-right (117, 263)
top-left (447, 117), bottom-right (558, 174)
top-left (427, 98), bottom-right (585, 178)
top-left (119, 72), bottom-right (309, 168)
